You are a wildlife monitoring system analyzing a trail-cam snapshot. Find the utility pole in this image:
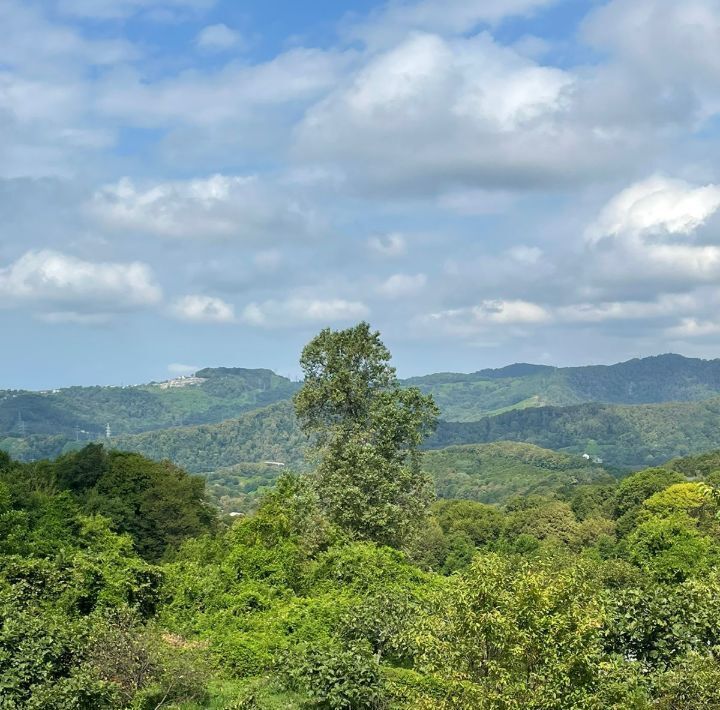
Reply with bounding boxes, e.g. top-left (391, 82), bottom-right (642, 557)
top-left (17, 412), bottom-right (26, 437)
